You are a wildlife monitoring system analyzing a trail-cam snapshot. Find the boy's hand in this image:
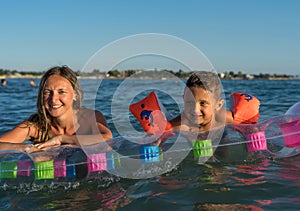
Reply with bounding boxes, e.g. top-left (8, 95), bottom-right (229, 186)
top-left (151, 131), bottom-right (176, 146)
